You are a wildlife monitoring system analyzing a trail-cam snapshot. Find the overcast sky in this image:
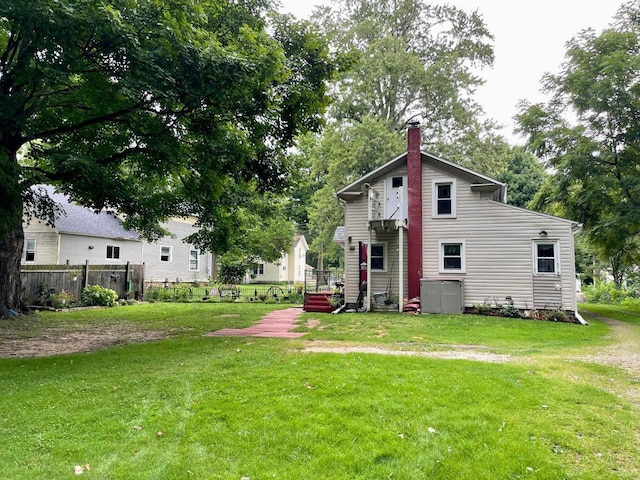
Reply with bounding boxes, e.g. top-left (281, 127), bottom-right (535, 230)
top-left (279, 0), bottom-right (623, 143)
